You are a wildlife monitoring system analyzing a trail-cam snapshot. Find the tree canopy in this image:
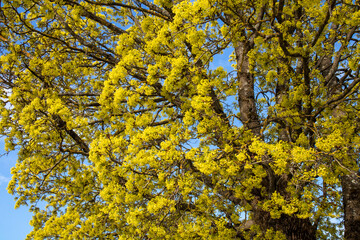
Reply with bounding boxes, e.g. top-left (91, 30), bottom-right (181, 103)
top-left (1, 0), bottom-right (360, 239)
